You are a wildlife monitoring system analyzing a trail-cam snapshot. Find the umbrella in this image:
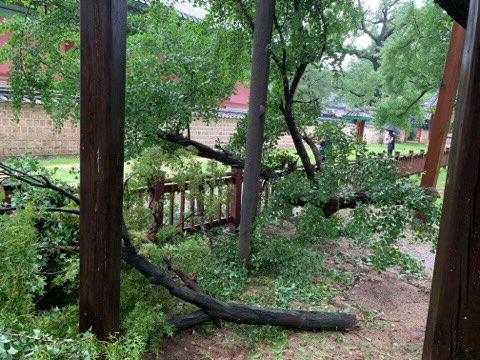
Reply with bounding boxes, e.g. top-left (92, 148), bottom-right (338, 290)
top-left (382, 124), bottom-right (400, 134)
